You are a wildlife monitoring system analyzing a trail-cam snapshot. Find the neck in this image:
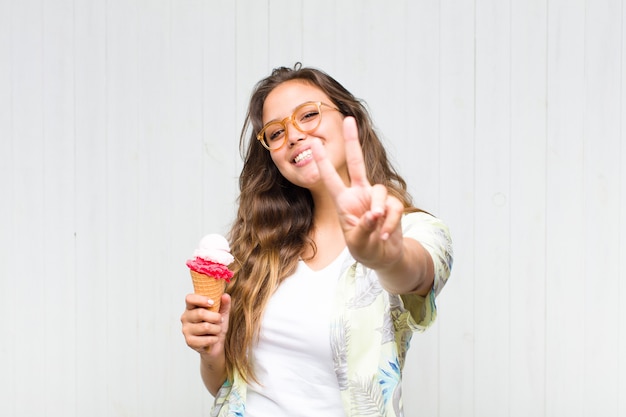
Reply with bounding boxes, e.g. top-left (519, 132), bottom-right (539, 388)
top-left (299, 188), bottom-right (345, 267)
top-left (308, 167), bottom-right (350, 225)
top-left (310, 188), bottom-right (340, 227)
